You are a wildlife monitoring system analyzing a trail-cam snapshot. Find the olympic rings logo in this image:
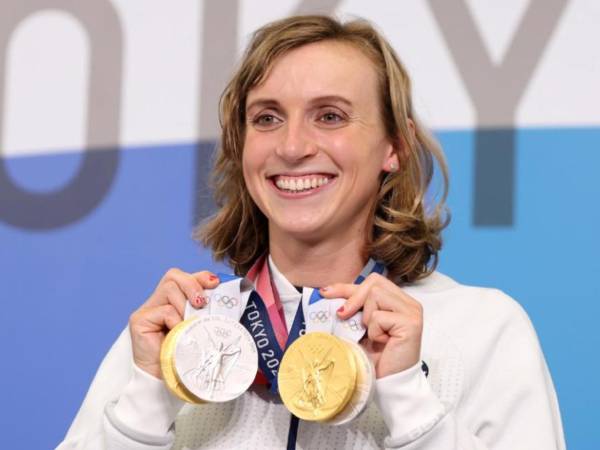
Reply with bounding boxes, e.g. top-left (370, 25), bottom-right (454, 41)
top-left (212, 294), bottom-right (239, 309)
top-left (214, 326), bottom-right (231, 338)
top-left (309, 311), bottom-right (330, 323)
top-left (343, 319), bottom-right (362, 332)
